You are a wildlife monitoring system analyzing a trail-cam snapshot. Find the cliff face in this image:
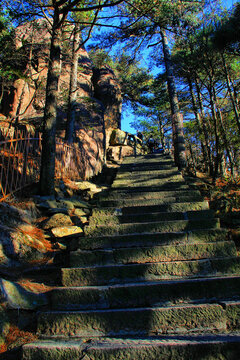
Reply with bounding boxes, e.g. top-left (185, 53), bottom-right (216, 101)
top-left (0, 19), bottom-right (123, 179)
